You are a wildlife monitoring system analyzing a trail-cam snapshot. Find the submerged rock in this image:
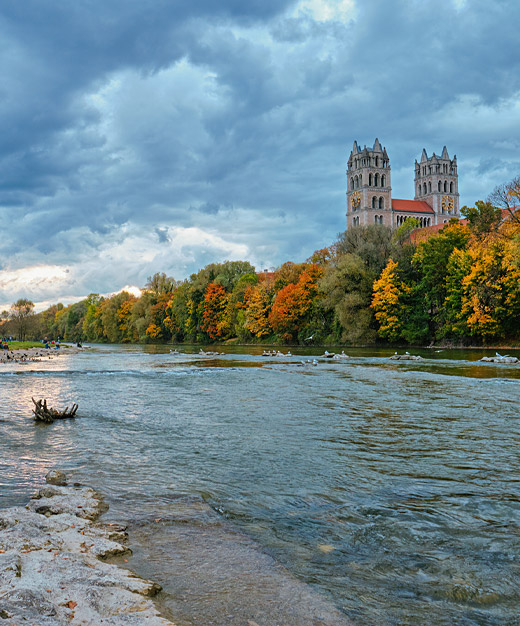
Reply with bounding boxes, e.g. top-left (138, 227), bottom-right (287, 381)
top-left (0, 473), bottom-right (174, 625)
